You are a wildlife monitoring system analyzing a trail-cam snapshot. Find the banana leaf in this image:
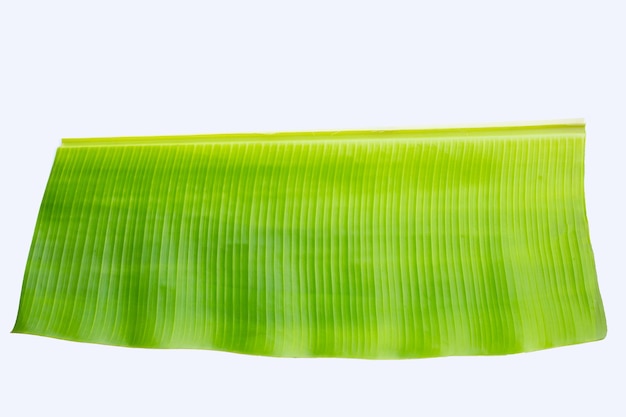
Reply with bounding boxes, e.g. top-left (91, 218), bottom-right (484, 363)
top-left (12, 120), bottom-right (606, 358)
